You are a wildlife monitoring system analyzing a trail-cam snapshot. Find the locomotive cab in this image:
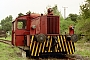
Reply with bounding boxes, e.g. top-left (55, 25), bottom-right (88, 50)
top-left (12, 16), bottom-right (29, 46)
top-left (12, 14), bottom-right (41, 47)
